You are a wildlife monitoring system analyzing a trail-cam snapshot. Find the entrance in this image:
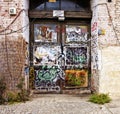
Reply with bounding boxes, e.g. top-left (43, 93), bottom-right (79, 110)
top-left (30, 20), bottom-right (91, 92)
top-left (29, 0), bottom-right (91, 92)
